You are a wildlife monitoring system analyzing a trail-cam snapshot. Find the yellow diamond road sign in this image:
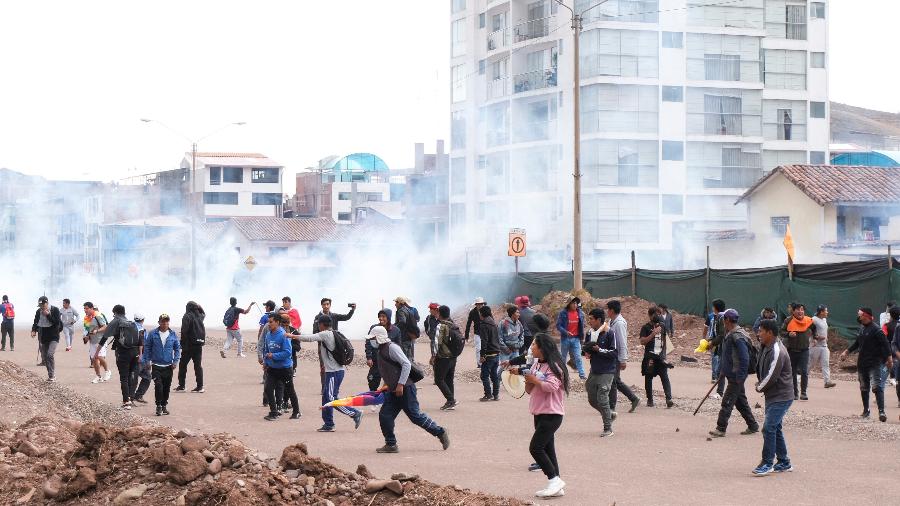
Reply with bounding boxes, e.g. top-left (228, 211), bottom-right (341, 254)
top-left (244, 256), bottom-right (257, 272)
